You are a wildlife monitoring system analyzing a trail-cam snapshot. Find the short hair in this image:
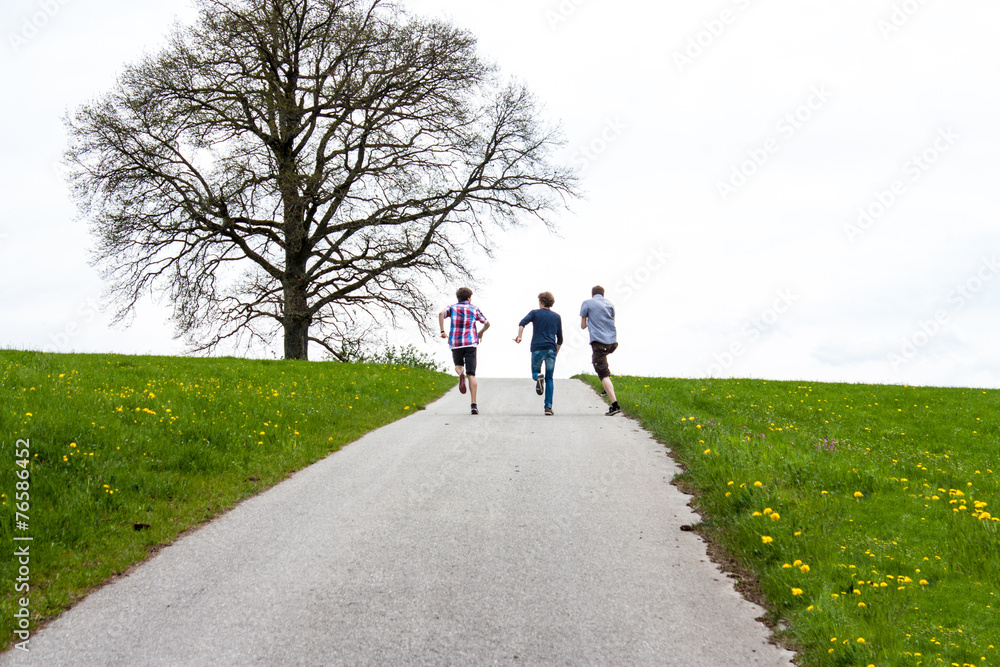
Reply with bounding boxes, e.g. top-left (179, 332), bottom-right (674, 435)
top-left (456, 287), bottom-right (473, 302)
top-left (538, 291), bottom-right (555, 308)
top-left (591, 285), bottom-right (605, 296)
